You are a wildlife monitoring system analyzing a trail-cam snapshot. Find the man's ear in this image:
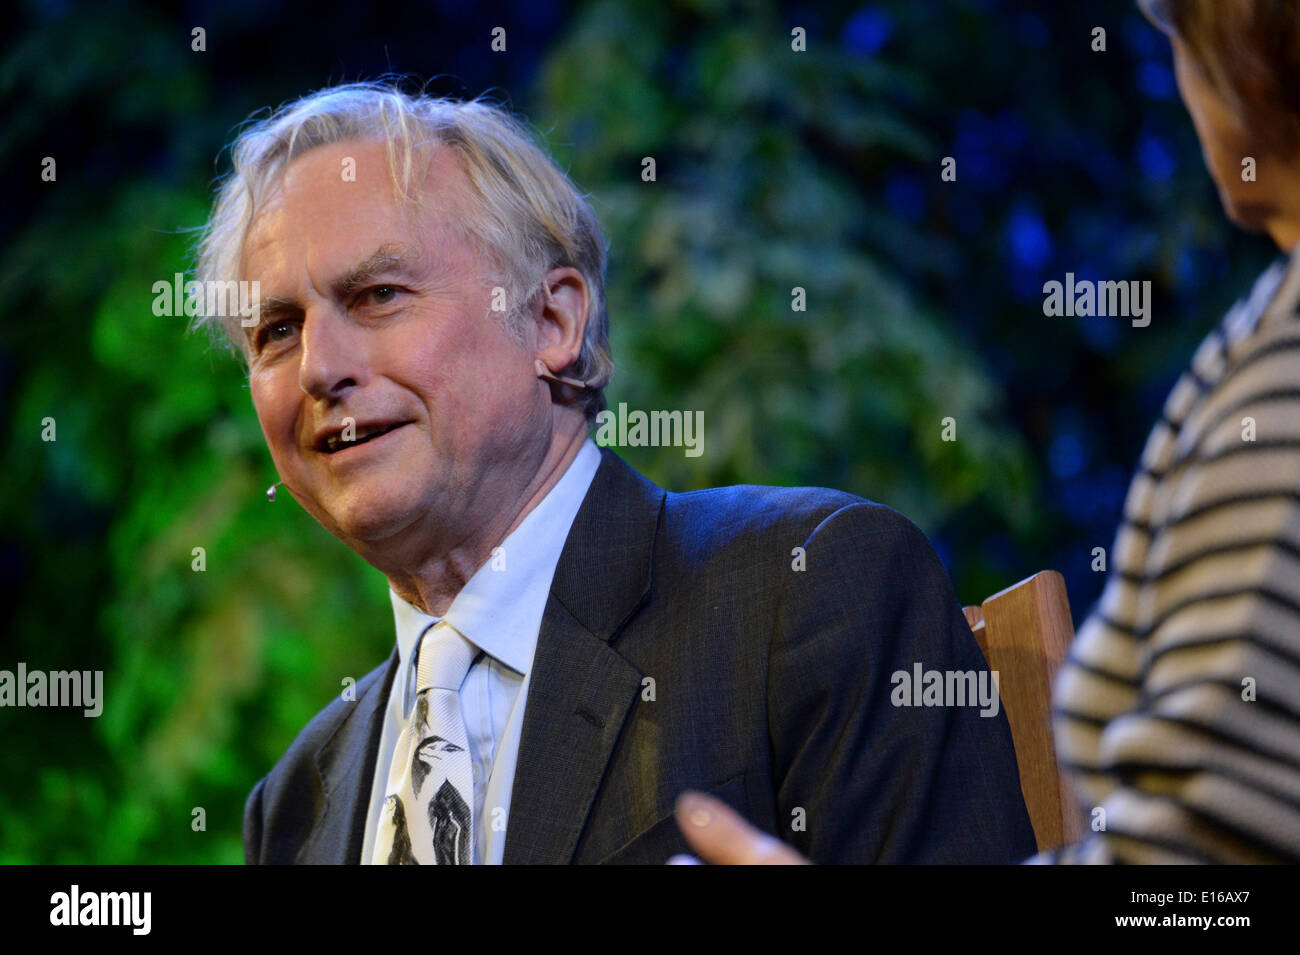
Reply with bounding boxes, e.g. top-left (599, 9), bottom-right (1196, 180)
top-left (534, 266), bottom-right (589, 378)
